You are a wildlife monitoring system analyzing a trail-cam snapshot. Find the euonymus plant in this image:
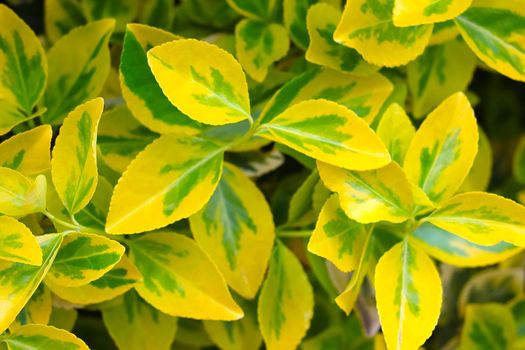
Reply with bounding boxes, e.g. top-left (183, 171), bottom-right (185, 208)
top-left (1, 0), bottom-right (525, 349)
